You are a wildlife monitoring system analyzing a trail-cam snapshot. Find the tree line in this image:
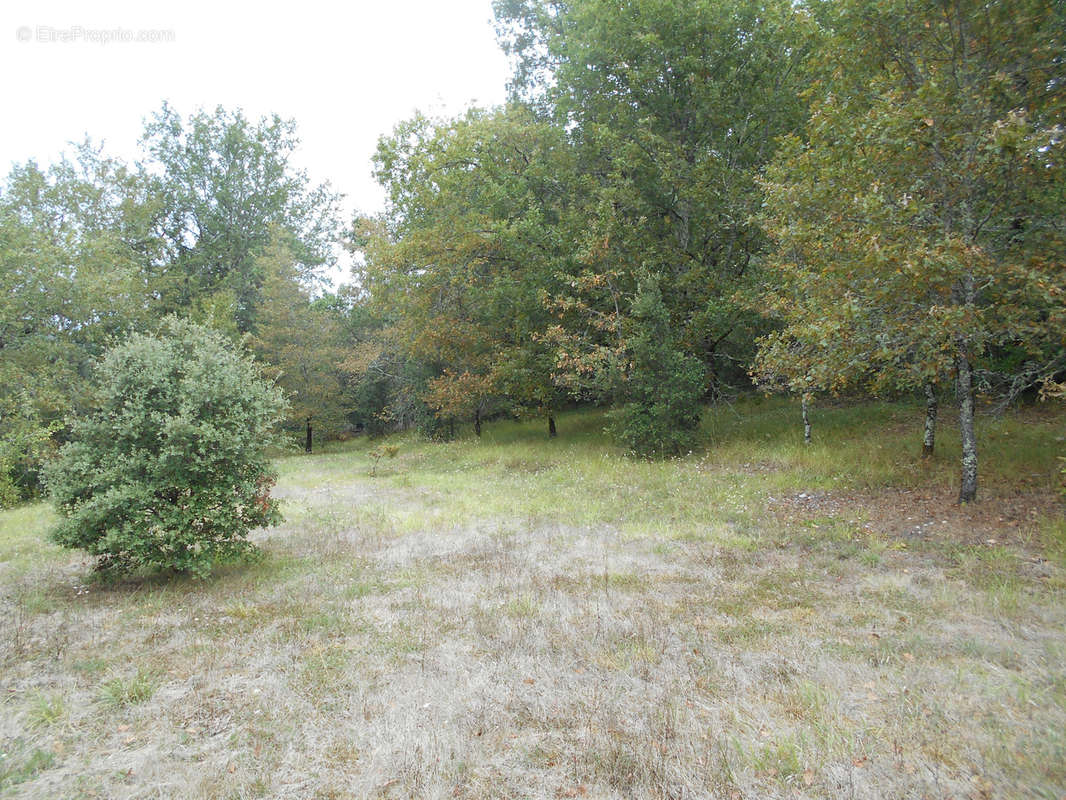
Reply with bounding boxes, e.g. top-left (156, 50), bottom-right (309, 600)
top-left (2, 0), bottom-right (1063, 507)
